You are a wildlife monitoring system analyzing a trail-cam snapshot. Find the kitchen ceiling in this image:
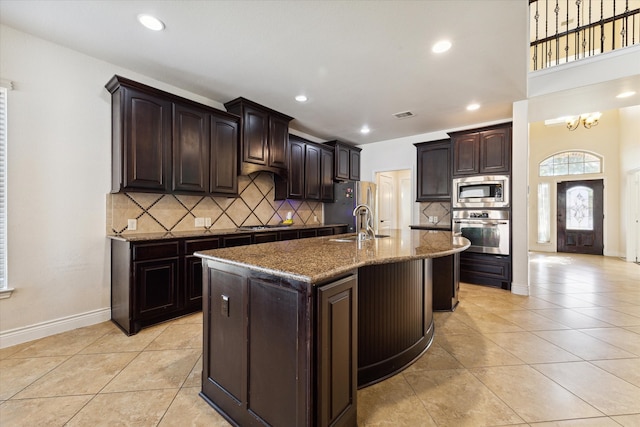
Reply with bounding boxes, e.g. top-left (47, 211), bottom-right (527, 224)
top-left (0, 0), bottom-right (528, 145)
